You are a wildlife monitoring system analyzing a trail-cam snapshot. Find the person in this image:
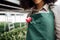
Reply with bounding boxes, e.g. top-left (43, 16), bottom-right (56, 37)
top-left (20, 0), bottom-right (60, 40)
